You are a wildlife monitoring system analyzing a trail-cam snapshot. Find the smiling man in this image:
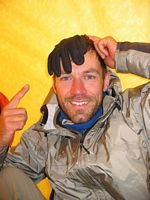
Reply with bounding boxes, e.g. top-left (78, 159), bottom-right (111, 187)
top-left (0, 35), bottom-right (150, 200)
top-left (53, 50), bottom-right (109, 125)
